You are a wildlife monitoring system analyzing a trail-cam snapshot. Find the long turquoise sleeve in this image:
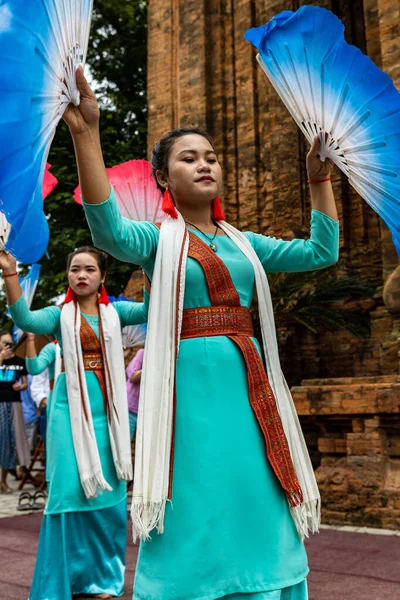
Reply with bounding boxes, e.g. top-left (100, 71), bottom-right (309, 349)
top-left (114, 288), bottom-right (150, 328)
top-left (246, 209), bottom-right (339, 272)
top-left (83, 187), bottom-right (159, 271)
top-left (9, 295), bottom-right (61, 336)
top-left (26, 342), bottom-right (57, 376)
